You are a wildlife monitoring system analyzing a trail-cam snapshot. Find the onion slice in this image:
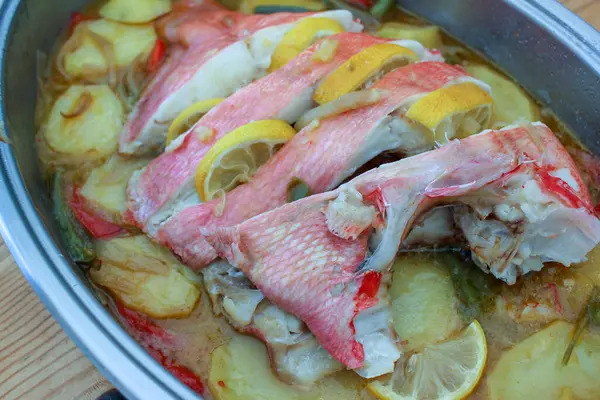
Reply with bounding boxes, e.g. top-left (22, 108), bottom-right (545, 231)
top-left (87, 29), bottom-right (118, 89)
top-left (55, 27), bottom-right (84, 82)
top-left (213, 189), bottom-right (227, 217)
top-left (360, 203), bottom-right (408, 273)
top-left (60, 89), bottom-right (92, 119)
